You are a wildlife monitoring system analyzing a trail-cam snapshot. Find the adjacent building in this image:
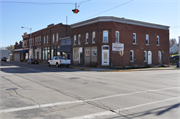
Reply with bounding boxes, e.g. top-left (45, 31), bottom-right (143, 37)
top-left (71, 16), bottom-right (169, 67)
